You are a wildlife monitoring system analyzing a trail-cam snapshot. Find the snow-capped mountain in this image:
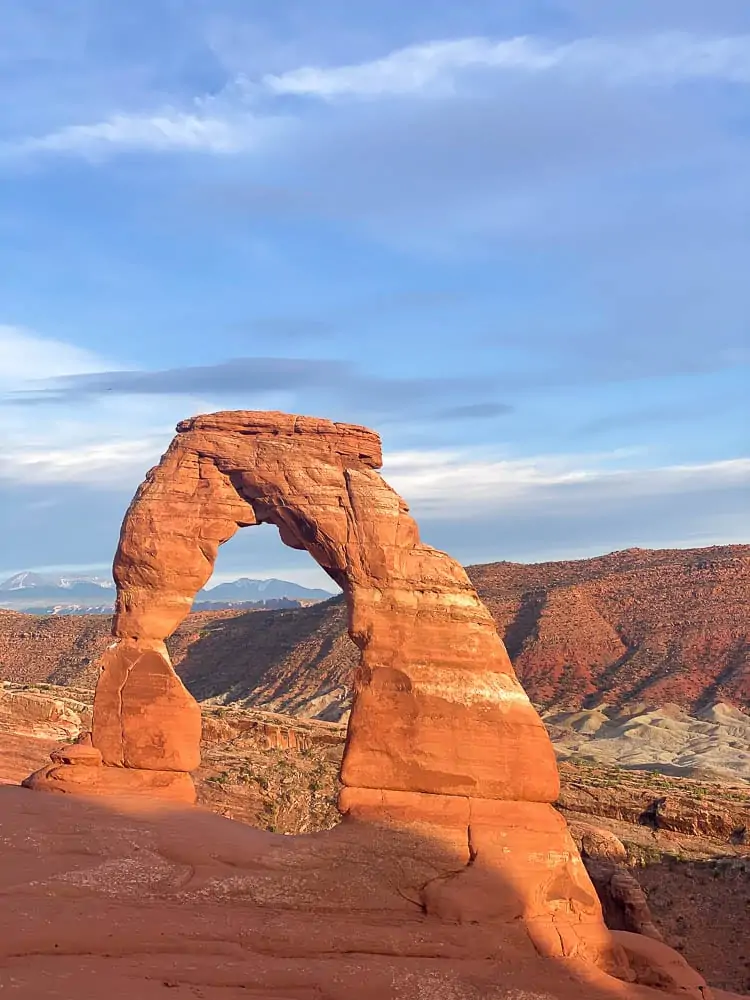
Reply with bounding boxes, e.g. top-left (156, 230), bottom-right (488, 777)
top-left (0, 572), bottom-right (55, 591)
top-left (57, 575), bottom-right (115, 589)
top-left (0, 572), bottom-right (114, 591)
top-left (0, 571), bottom-right (333, 613)
top-left (196, 578), bottom-right (334, 603)
top-left (0, 573), bottom-right (117, 611)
